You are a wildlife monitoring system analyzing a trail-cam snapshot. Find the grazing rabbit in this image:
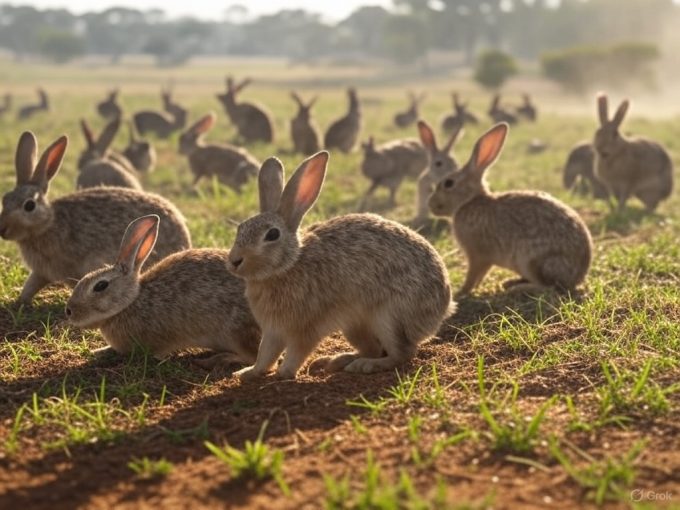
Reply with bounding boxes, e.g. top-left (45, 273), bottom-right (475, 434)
top-left (217, 77), bottom-right (275, 144)
top-left (393, 91), bottom-right (425, 128)
top-left (516, 93), bottom-right (537, 122)
top-left (359, 137), bottom-right (428, 210)
top-left (228, 152), bottom-right (453, 380)
top-left (123, 121), bottom-right (157, 173)
top-left (324, 87), bottom-right (361, 153)
top-left (179, 112), bottom-right (260, 192)
top-left (0, 93), bottom-right (12, 118)
top-left (0, 132), bottom-right (191, 306)
top-left (563, 142), bottom-right (609, 200)
top-left (414, 120), bottom-right (463, 223)
top-left (488, 94), bottom-right (518, 125)
top-left (441, 92), bottom-right (478, 132)
top-left (290, 92), bottom-right (321, 155)
top-left (97, 89), bottom-right (122, 120)
top-left (77, 118), bottom-right (141, 190)
top-left (133, 88), bottom-right (187, 139)
top-left (594, 94), bottom-right (673, 212)
top-left (66, 215), bottom-right (260, 362)
top-left (17, 88), bottom-right (49, 121)
top-left (428, 123), bottom-right (592, 297)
